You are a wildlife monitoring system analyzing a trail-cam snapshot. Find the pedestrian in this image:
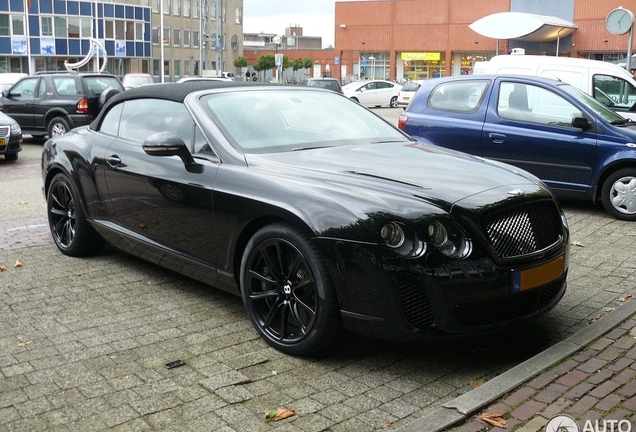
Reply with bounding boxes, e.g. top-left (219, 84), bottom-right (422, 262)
top-left (245, 70), bottom-right (251, 81)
